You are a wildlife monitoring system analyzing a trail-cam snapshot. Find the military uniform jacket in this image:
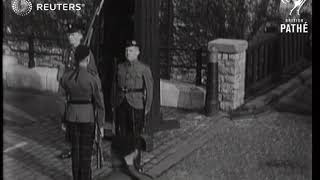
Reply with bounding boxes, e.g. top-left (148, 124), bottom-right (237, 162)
top-left (63, 46), bottom-right (76, 70)
top-left (57, 47), bottom-right (95, 80)
top-left (60, 66), bottom-right (105, 127)
top-left (113, 60), bottom-right (153, 113)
